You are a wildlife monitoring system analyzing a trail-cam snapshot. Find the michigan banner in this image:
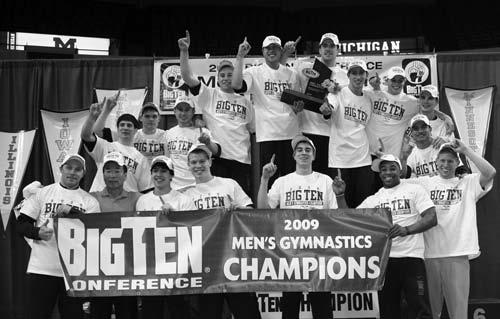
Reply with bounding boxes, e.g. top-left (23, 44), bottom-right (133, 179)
top-left (55, 208), bottom-right (391, 298)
